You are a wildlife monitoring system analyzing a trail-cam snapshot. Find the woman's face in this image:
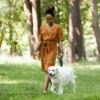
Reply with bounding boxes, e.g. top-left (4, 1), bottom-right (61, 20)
top-left (46, 14), bottom-right (54, 25)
